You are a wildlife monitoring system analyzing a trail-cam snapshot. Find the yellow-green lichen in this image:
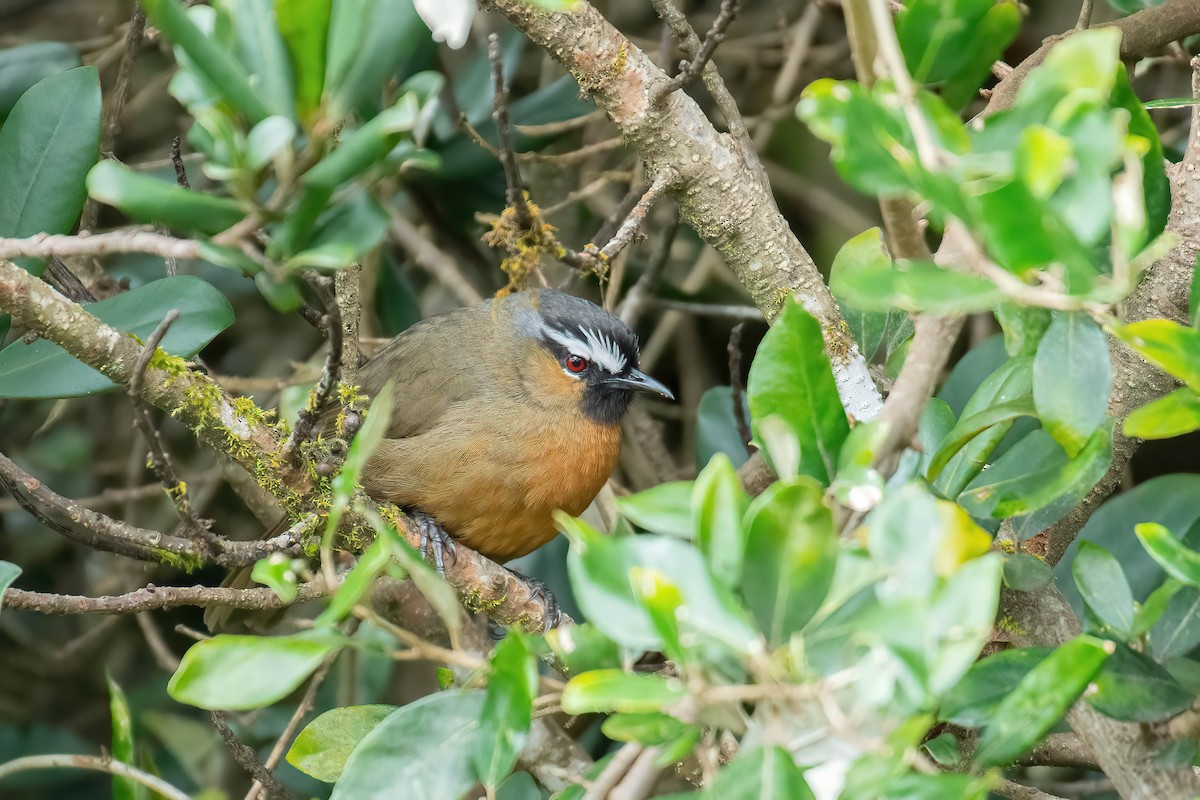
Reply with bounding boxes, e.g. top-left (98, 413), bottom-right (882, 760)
top-left (155, 548), bottom-right (205, 573)
top-left (995, 614), bottom-right (1025, 637)
top-left (481, 198), bottom-right (566, 293)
